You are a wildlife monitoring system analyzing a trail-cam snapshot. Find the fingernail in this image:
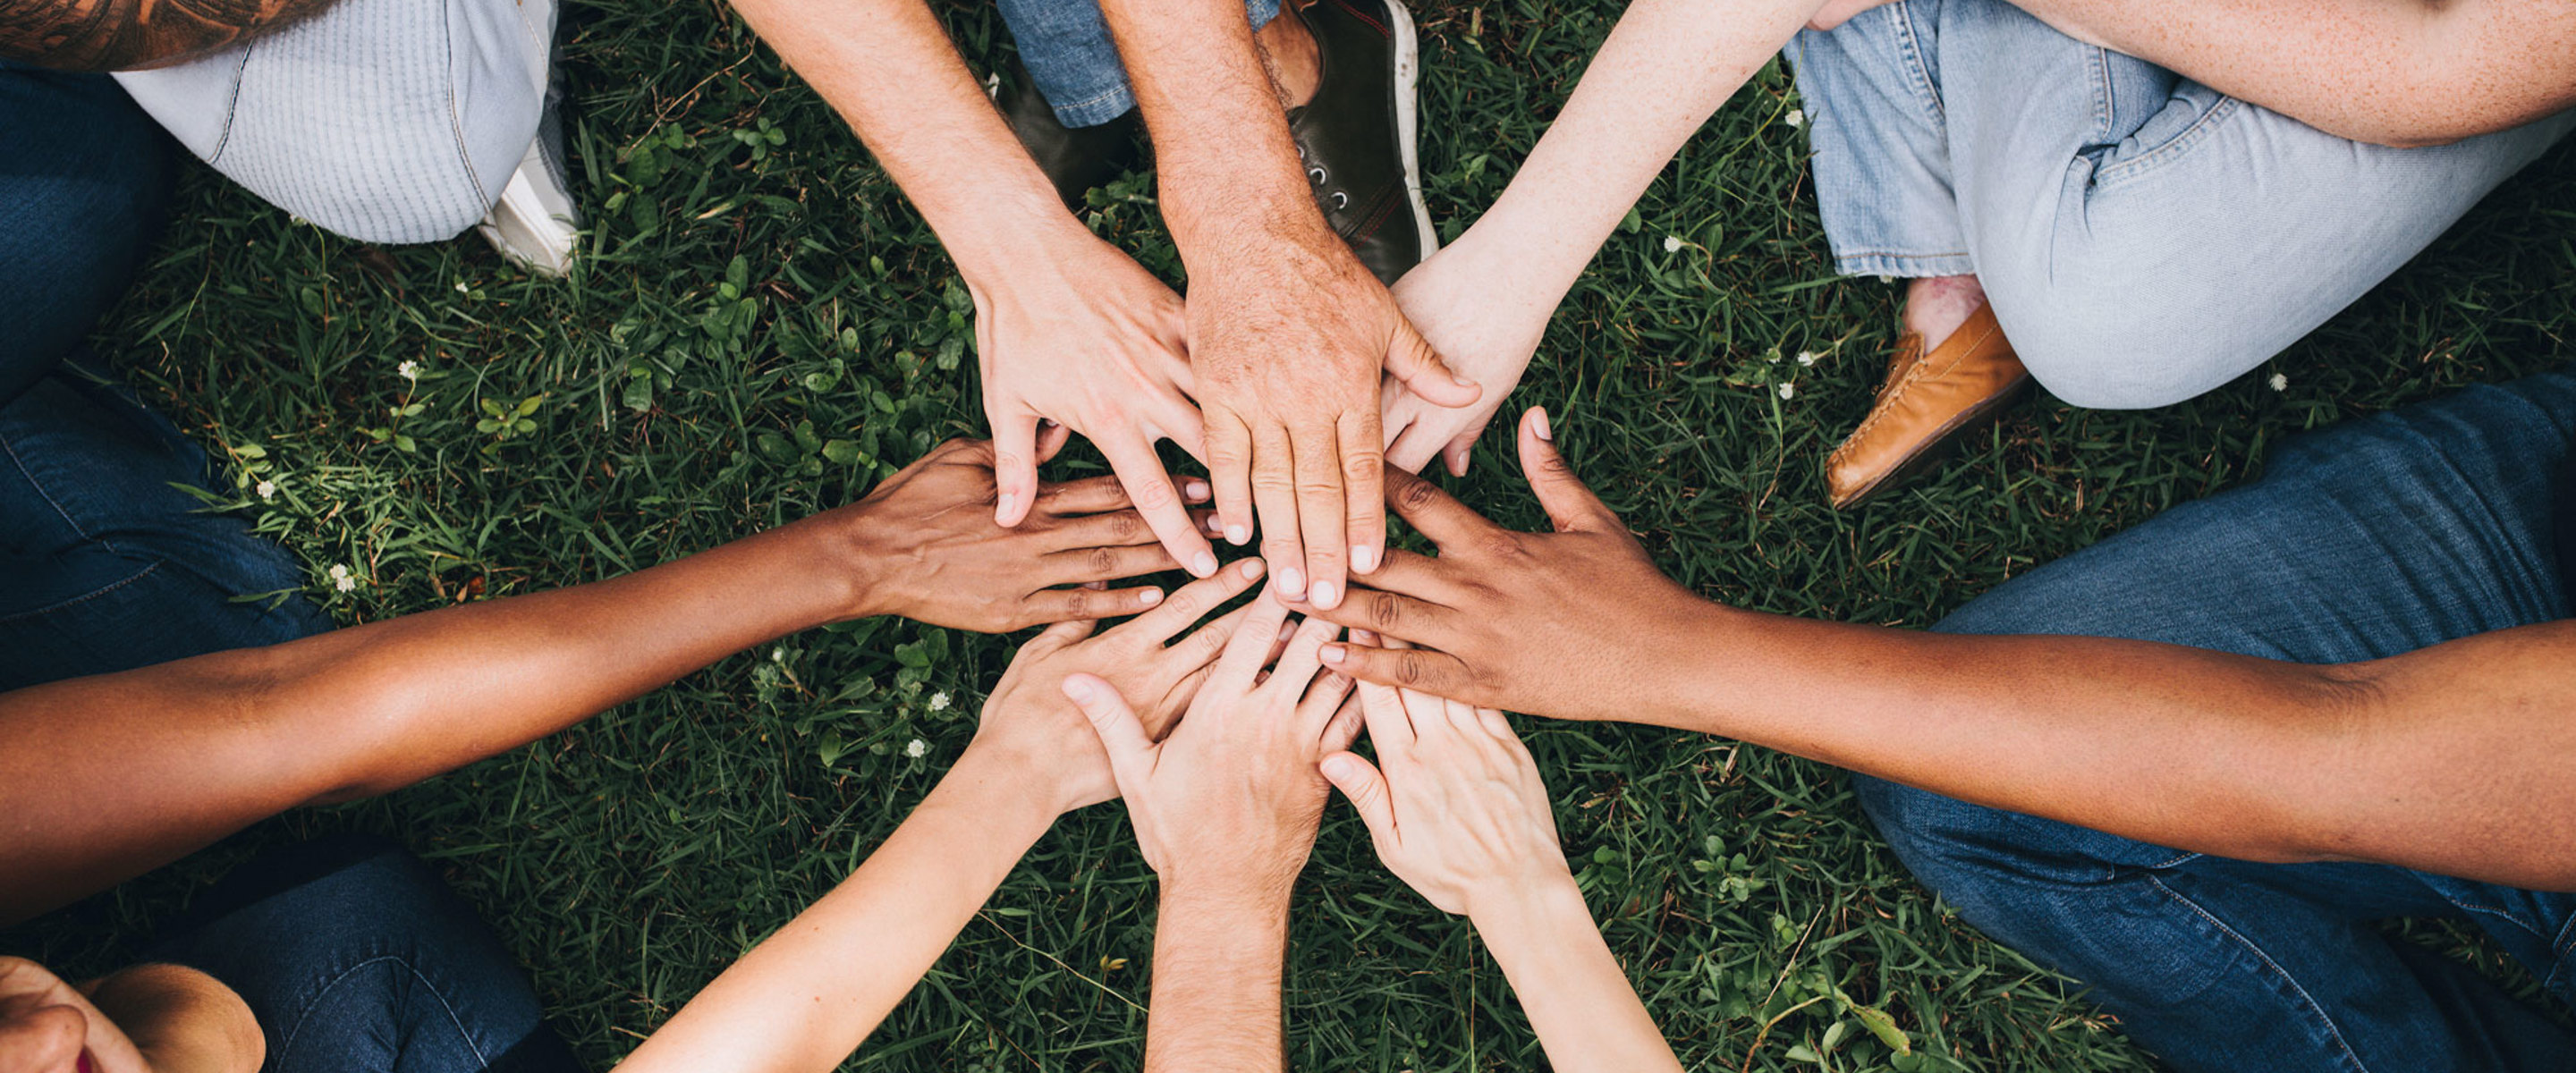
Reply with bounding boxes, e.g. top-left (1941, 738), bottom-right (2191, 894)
top-left (1311, 579), bottom-right (1339, 608)
top-left (1225, 524), bottom-right (1250, 545)
top-left (1061, 677), bottom-right (1095, 702)
top-left (1277, 566), bottom-right (1306, 598)
top-left (1191, 553), bottom-right (1217, 577)
top-left (1532, 408), bottom-right (1553, 442)
top-left (1352, 628), bottom-right (1377, 644)
top-left (1451, 371), bottom-right (1477, 388)
top-left (995, 490), bottom-right (1019, 518)
top-left (1321, 644), bottom-right (1346, 664)
top-left (1183, 478), bottom-right (1210, 502)
top-left (1207, 515), bottom-right (1226, 534)
top-left (1321, 755), bottom-right (1357, 781)
top-left (1138, 587), bottom-right (1163, 607)
top-left (1351, 544), bottom-right (1378, 573)
top-left (1240, 558), bottom-right (1267, 579)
